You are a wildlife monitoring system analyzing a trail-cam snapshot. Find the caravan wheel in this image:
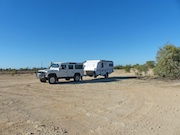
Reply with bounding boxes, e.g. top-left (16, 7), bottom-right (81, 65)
top-left (94, 72), bottom-right (97, 78)
top-left (104, 73), bottom-right (109, 78)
